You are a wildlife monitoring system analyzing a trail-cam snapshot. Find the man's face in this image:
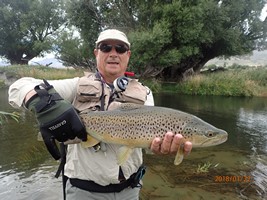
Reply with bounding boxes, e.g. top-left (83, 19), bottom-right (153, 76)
top-left (94, 40), bottom-right (131, 83)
